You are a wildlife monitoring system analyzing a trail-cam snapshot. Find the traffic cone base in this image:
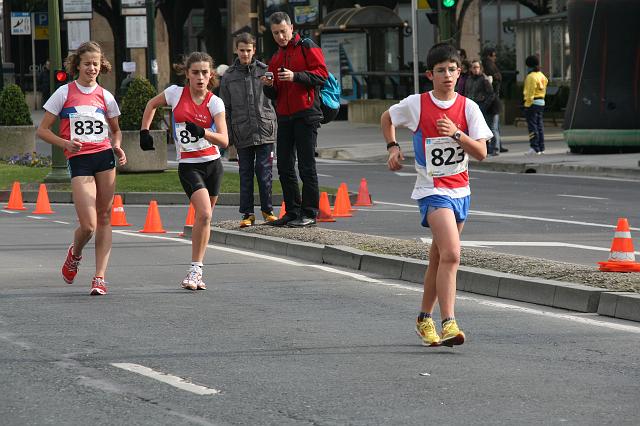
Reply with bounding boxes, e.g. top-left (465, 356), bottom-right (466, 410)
top-left (5, 181), bottom-right (26, 210)
top-left (354, 178), bottom-right (373, 207)
top-left (317, 191), bottom-right (336, 222)
top-left (139, 200), bottom-right (166, 233)
top-left (179, 203), bottom-right (195, 236)
top-left (597, 218), bottom-right (640, 272)
top-left (111, 195), bottom-right (131, 226)
top-left (32, 184), bottom-right (54, 214)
